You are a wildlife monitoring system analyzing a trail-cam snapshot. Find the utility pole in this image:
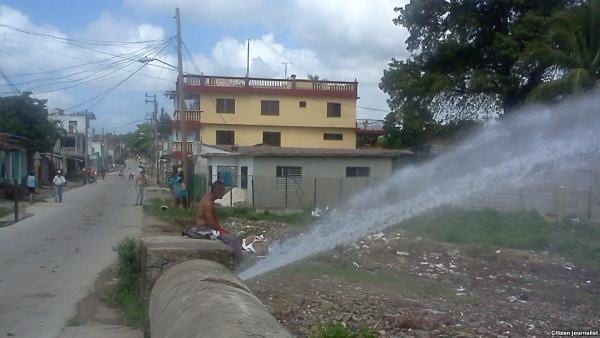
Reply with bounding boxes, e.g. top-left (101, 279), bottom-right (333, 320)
top-left (83, 110), bottom-right (89, 185)
top-left (246, 39), bottom-right (250, 78)
top-left (145, 93), bottom-right (159, 184)
top-left (176, 7), bottom-right (189, 193)
top-left (282, 62), bottom-right (293, 78)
